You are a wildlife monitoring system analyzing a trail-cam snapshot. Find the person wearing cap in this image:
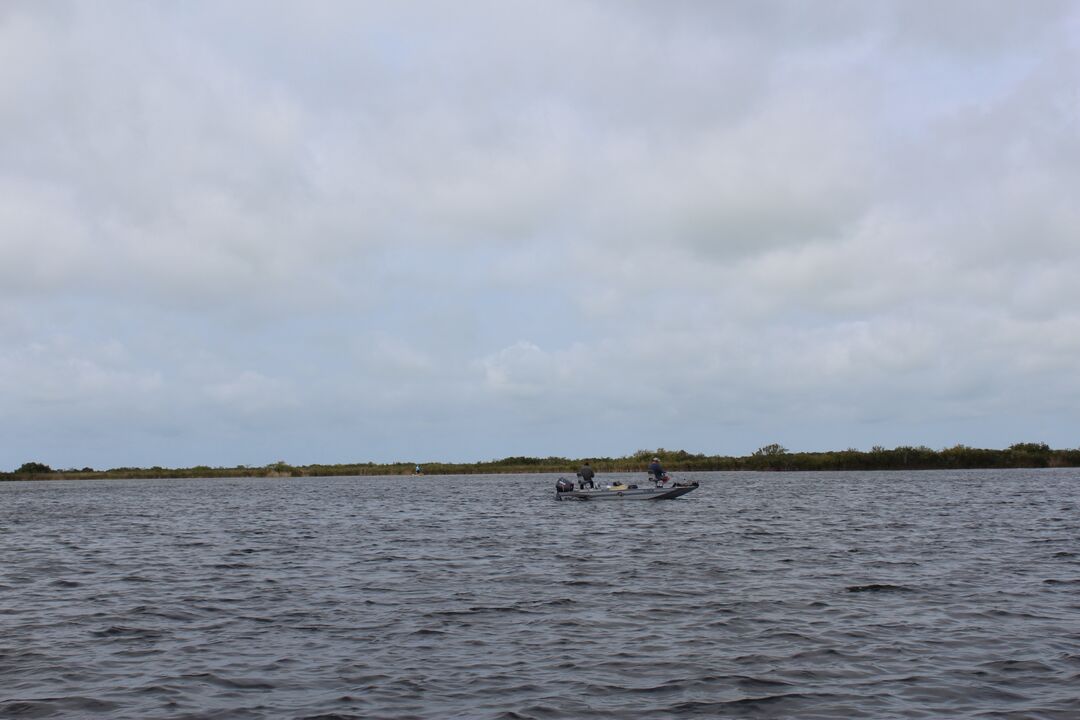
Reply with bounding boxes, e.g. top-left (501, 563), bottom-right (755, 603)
top-left (576, 461), bottom-right (596, 489)
top-left (648, 457), bottom-right (667, 486)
